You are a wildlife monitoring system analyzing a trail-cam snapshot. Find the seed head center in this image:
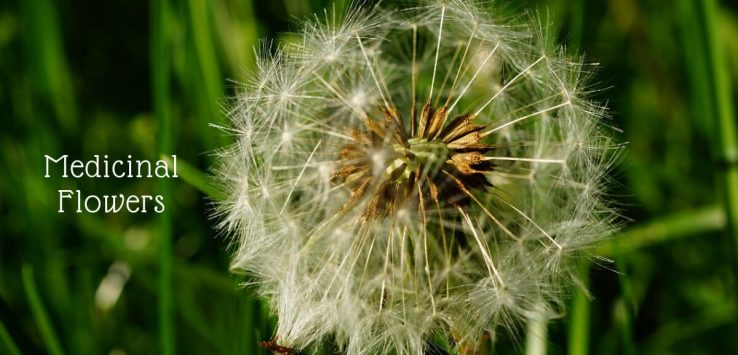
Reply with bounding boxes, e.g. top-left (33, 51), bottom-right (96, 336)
top-left (331, 103), bottom-right (494, 219)
top-left (390, 138), bottom-right (450, 182)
